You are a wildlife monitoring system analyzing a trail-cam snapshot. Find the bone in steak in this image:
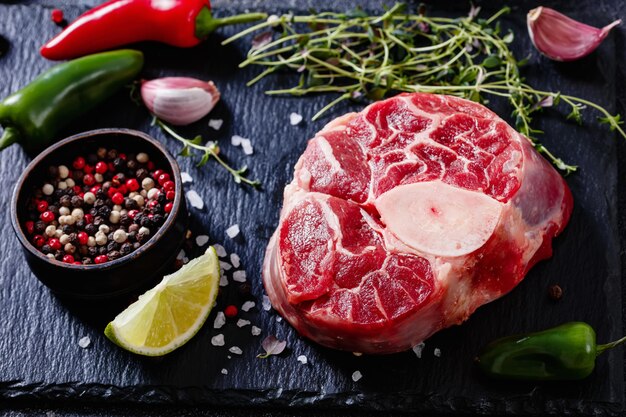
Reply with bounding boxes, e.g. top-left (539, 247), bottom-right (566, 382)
top-left (263, 93), bottom-right (573, 354)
